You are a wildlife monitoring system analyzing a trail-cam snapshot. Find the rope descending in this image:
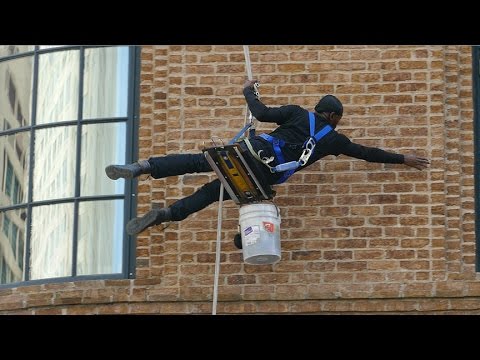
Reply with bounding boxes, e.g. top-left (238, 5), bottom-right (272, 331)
top-left (212, 45), bottom-right (257, 315)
